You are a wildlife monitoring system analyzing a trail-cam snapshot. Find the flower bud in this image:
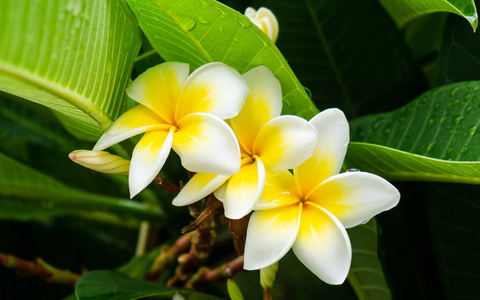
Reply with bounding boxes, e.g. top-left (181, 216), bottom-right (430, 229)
top-left (260, 261), bottom-right (278, 290)
top-left (245, 7), bottom-right (279, 43)
top-left (69, 150), bottom-right (130, 175)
